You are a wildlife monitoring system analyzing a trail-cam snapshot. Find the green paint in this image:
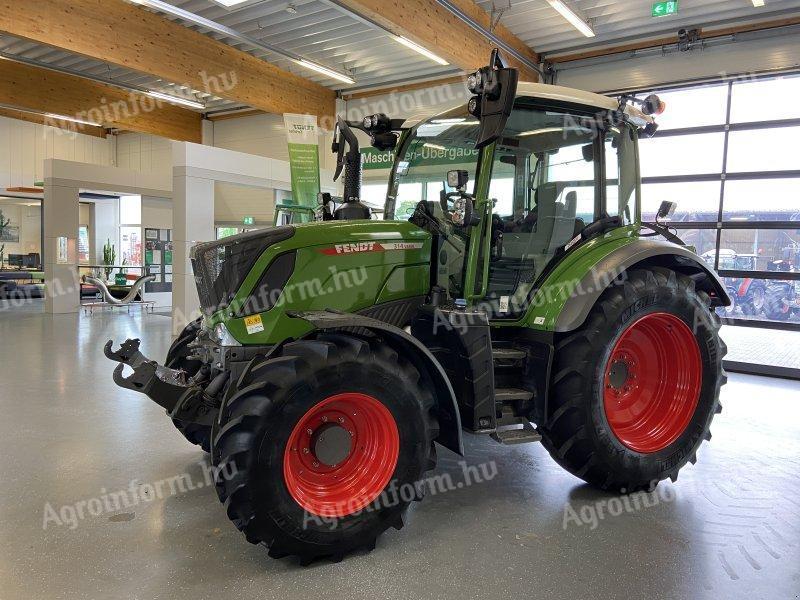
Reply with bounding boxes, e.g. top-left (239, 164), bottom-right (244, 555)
top-left (652, 1), bottom-right (678, 17)
top-left (210, 220), bottom-right (432, 344)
